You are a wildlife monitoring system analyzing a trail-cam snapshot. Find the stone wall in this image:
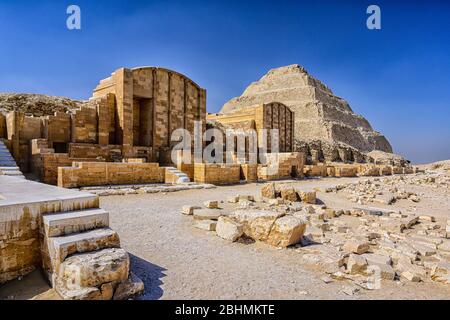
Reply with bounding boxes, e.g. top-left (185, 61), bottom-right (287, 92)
top-left (208, 102), bottom-right (294, 153)
top-left (194, 163), bottom-right (241, 185)
top-left (0, 206), bottom-right (41, 284)
top-left (0, 113), bottom-right (6, 138)
top-left (2, 66), bottom-right (207, 185)
top-left (257, 152), bottom-right (305, 180)
top-left (58, 162), bottom-right (165, 188)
